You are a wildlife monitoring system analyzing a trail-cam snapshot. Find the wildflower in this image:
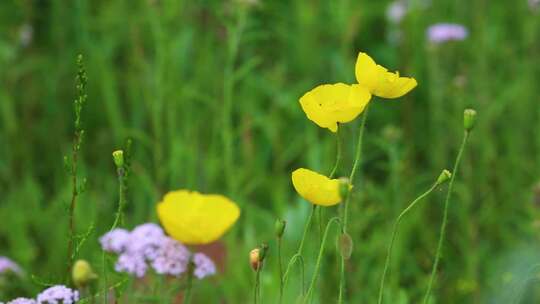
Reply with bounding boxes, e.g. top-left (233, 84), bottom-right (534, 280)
top-left (427, 23), bottom-right (468, 43)
top-left (115, 253), bottom-right (148, 278)
top-left (0, 256), bottom-right (22, 276)
top-left (151, 237), bottom-right (190, 277)
top-left (99, 228), bottom-right (131, 254)
top-left (386, 1), bottom-right (407, 24)
top-left (72, 259), bottom-right (97, 288)
top-left (291, 168), bottom-right (343, 206)
top-left (192, 253), bottom-right (217, 279)
top-left (157, 190), bottom-right (240, 245)
top-left (36, 285), bottom-right (79, 304)
top-left (7, 298), bottom-right (36, 304)
top-left (299, 83), bottom-right (372, 132)
top-left (129, 223), bottom-right (165, 260)
top-left (355, 52), bottom-right (417, 99)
